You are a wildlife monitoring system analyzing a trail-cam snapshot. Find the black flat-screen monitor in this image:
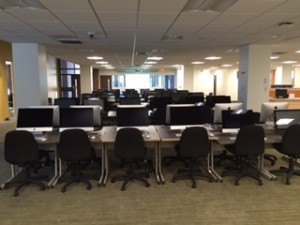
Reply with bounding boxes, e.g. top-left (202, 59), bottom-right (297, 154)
top-left (259, 102), bottom-right (289, 122)
top-left (170, 106), bottom-right (212, 125)
top-left (206, 95), bottom-right (231, 108)
top-left (213, 102), bottom-right (243, 124)
top-left (59, 107), bottom-right (94, 132)
top-left (116, 107), bottom-right (149, 127)
top-left (275, 89), bottom-right (289, 98)
top-left (166, 104), bottom-right (195, 124)
top-left (222, 109), bottom-right (254, 129)
top-left (17, 108), bottom-right (54, 132)
top-left (274, 109), bottom-right (300, 131)
top-left (70, 105), bottom-right (101, 127)
top-left (119, 97), bottom-right (141, 105)
top-left (28, 105), bottom-right (60, 127)
top-left (149, 97), bottom-right (172, 109)
top-left (54, 98), bottom-right (79, 108)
